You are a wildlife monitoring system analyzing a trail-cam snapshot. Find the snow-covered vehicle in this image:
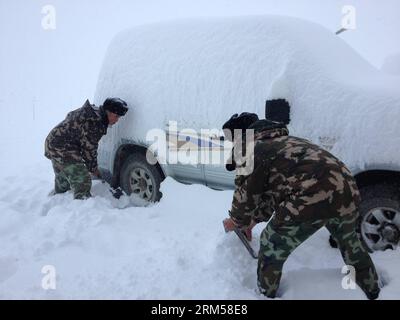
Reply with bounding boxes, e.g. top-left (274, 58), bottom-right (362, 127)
top-left (94, 16), bottom-right (400, 252)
